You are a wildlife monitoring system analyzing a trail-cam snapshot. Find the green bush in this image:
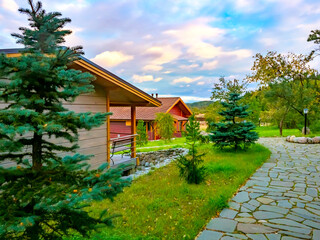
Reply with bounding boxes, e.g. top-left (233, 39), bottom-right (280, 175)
top-left (310, 120), bottom-right (320, 132)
